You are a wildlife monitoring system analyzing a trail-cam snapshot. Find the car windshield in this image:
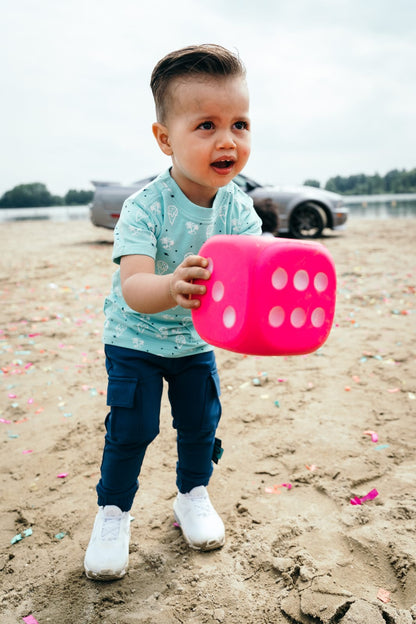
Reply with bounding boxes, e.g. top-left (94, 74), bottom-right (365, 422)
top-left (233, 174), bottom-right (262, 192)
